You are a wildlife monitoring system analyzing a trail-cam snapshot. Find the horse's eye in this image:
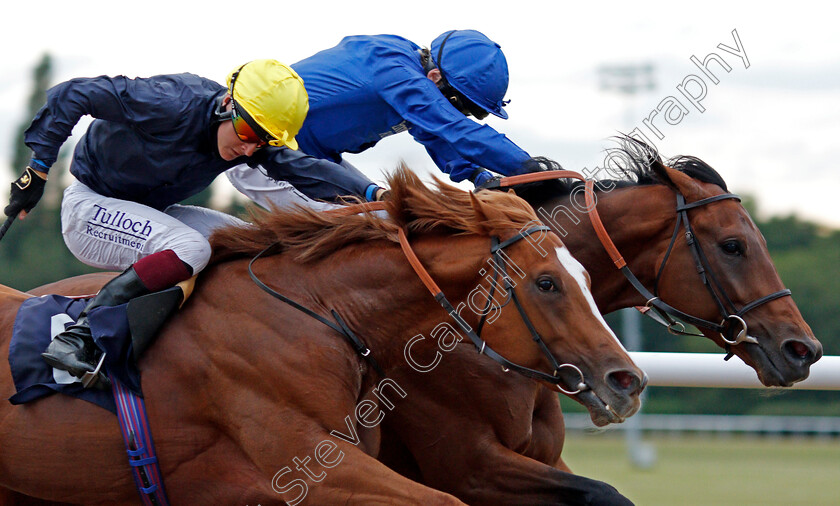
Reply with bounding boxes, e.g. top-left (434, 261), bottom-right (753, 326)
top-left (720, 240), bottom-right (743, 256)
top-left (537, 277), bottom-right (557, 292)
